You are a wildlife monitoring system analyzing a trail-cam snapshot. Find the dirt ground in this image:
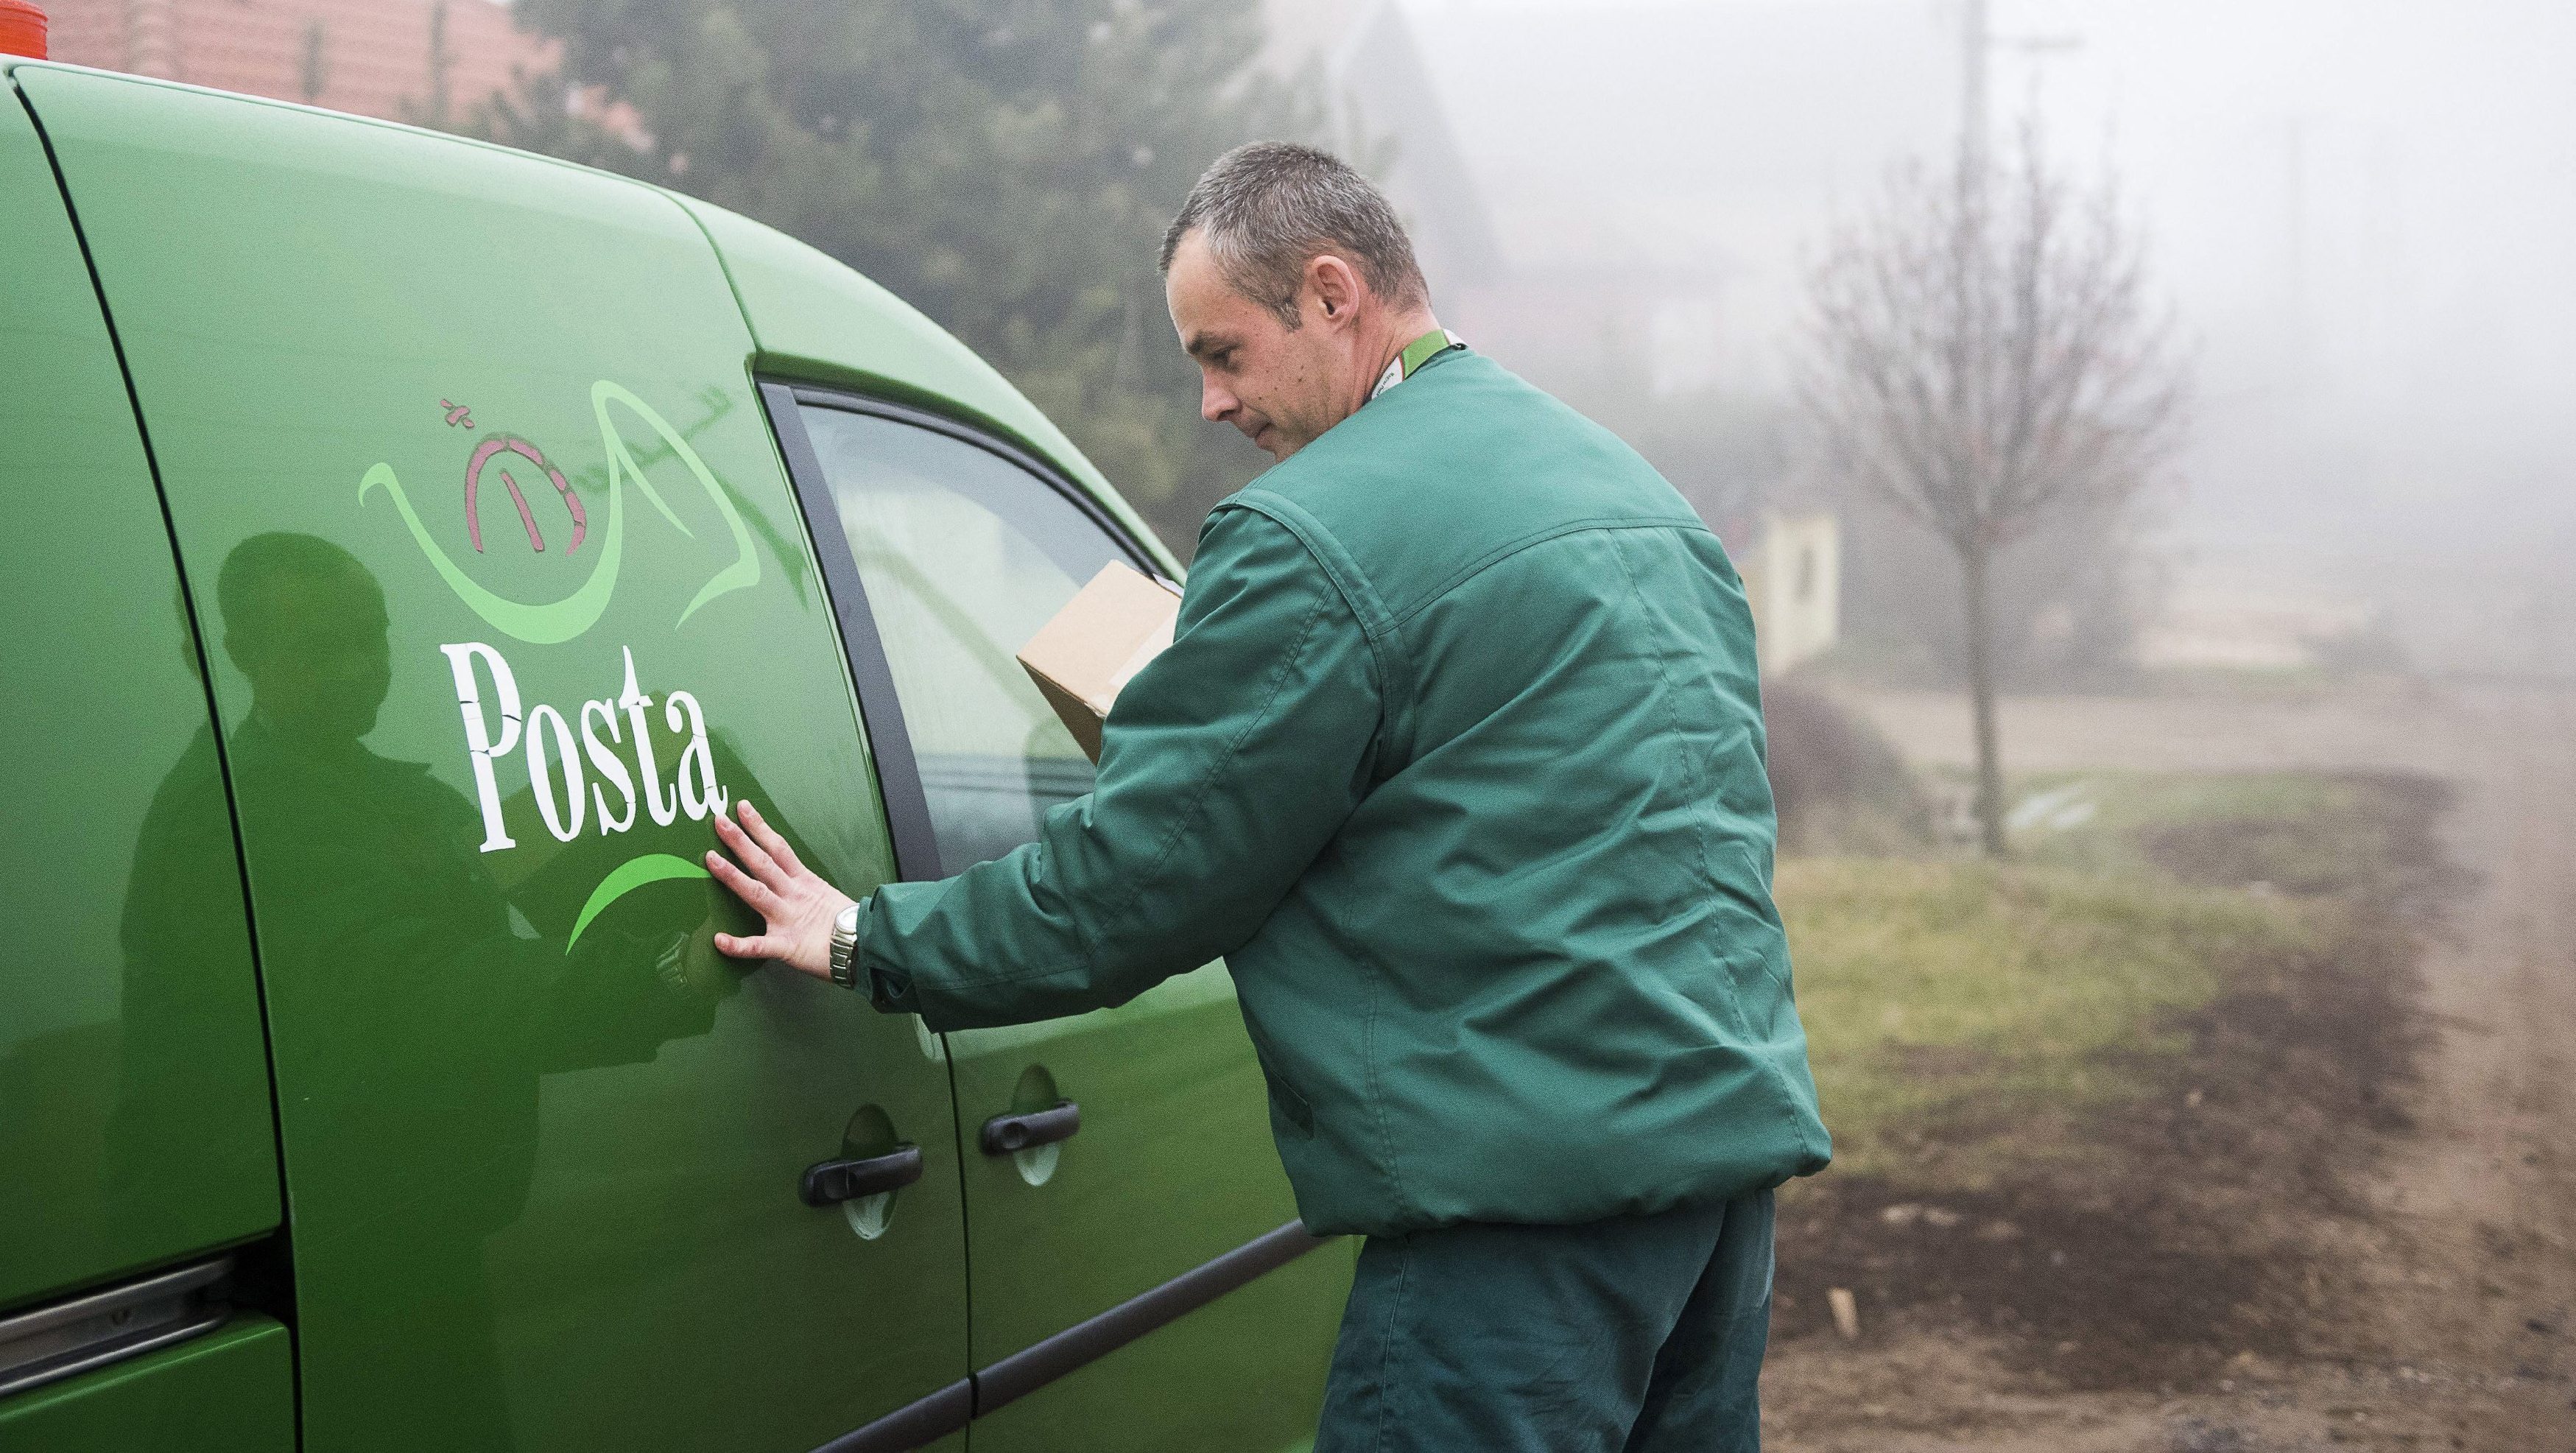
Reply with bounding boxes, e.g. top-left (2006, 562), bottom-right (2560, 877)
top-left (1760, 679), bottom-right (2576, 1453)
